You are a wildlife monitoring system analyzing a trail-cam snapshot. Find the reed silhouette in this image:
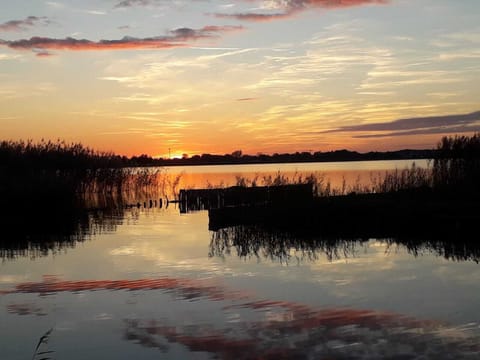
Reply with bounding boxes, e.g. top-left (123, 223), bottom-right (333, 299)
top-left (0, 139), bottom-right (163, 208)
top-left (433, 133), bottom-right (480, 192)
top-left (31, 328), bottom-right (54, 360)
